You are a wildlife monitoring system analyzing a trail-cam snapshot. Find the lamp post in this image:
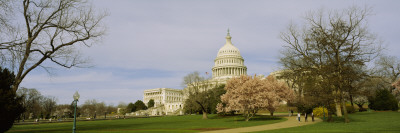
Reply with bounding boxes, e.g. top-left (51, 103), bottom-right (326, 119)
top-left (72, 91), bottom-right (80, 133)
